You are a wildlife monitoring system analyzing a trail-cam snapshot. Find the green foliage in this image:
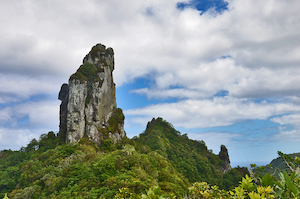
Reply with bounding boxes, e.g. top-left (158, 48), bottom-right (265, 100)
top-left (114, 187), bottom-right (138, 198)
top-left (69, 62), bottom-right (99, 83)
top-left (3, 125), bottom-right (300, 198)
top-left (261, 173), bottom-right (274, 187)
top-left (97, 108), bottom-right (125, 139)
top-left (190, 175), bottom-right (274, 199)
top-left (141, 186), bottom-right (168, 199)
top-left (37, 131), bottom-right (64, 152)
top-left (187, 176), bottom-right (275, 199)
top-left (2, 136), bottom-right (187, 198)
top-left (261, 152), bottom-right (300, 177)
top-left (188, 181), bottom-right (228, 198)
top-left (3, 118), bottom-right (300, 198)
top-left (222, 167), bottom-right (250, 190)
top-left (0, 131), bottom-right (65, 198)
top-left (277, 151), bottom-right (300, 174)
top-left (249, 152), bottom-right (300, 198)
top-left (101, 139), bottom-right (115, 151)
top-left (0, 150), bottom-right (27, 198)
top-left (134, 117), bottom-right (248, 189)
top-left (108, 108), bottom-right (125, 134)
top-left (274, 170), bottom-right (300, 198)
top-left (24, 138), bottom-right (39, 153)
top-left (110, 108), bottom-right (125, 126)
